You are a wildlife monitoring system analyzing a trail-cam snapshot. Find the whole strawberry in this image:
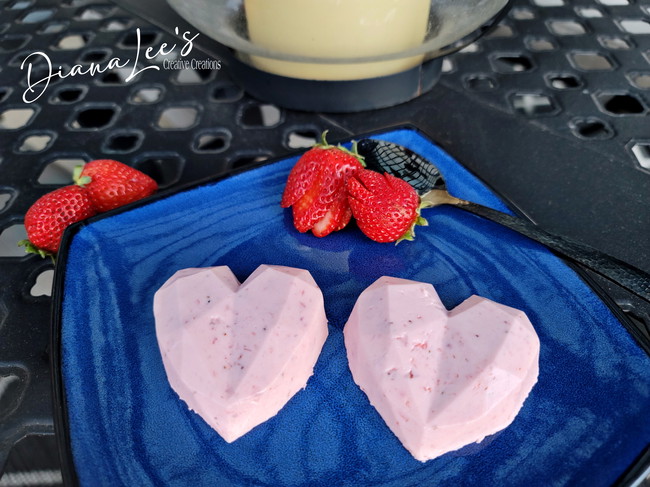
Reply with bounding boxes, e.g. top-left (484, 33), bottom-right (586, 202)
top-left (346, 169), bottom-right (428, 243)
top-left (74, 159), bottom-right (157, 212)
top-left (19, 185), bottom-right (97, 257)
top-left (281, 132), bottom-right (364, 237)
